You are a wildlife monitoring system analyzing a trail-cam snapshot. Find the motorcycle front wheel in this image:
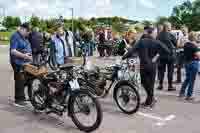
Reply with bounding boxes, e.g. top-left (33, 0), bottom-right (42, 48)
top-left (69, 90), bottom-right (103, 132)
top-left (114, 81), bottom-right (140, 114)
